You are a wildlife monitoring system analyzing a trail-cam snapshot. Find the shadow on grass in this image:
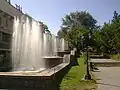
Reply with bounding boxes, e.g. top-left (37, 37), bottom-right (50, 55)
top-left (92, 70), bottom-right (101, 72)
top-left (97, 82), bottom-right (120, 87)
